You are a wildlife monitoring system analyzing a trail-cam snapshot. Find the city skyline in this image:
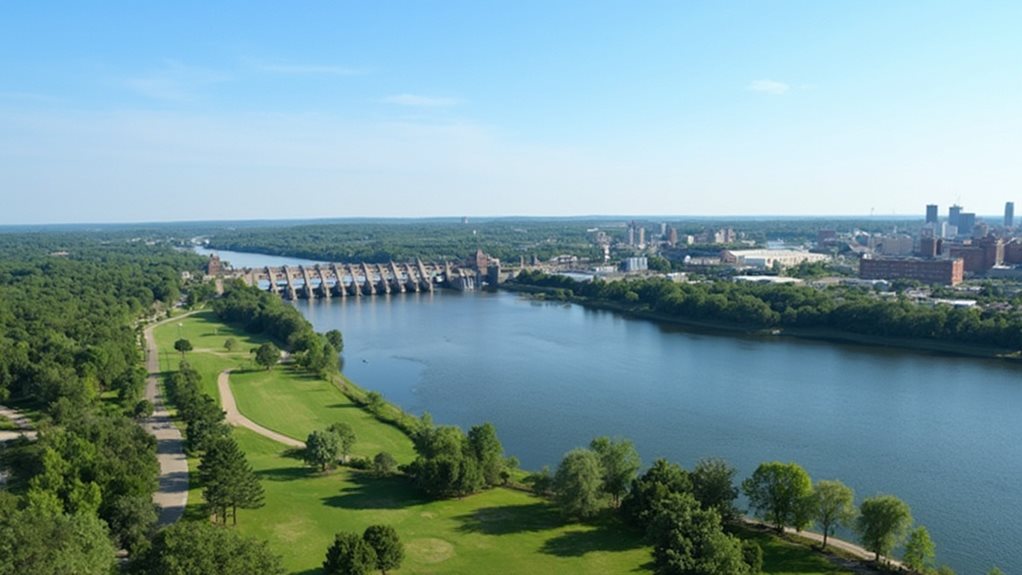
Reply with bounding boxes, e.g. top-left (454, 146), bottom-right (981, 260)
top-left (2, 1), bottom-right (1021, 224)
